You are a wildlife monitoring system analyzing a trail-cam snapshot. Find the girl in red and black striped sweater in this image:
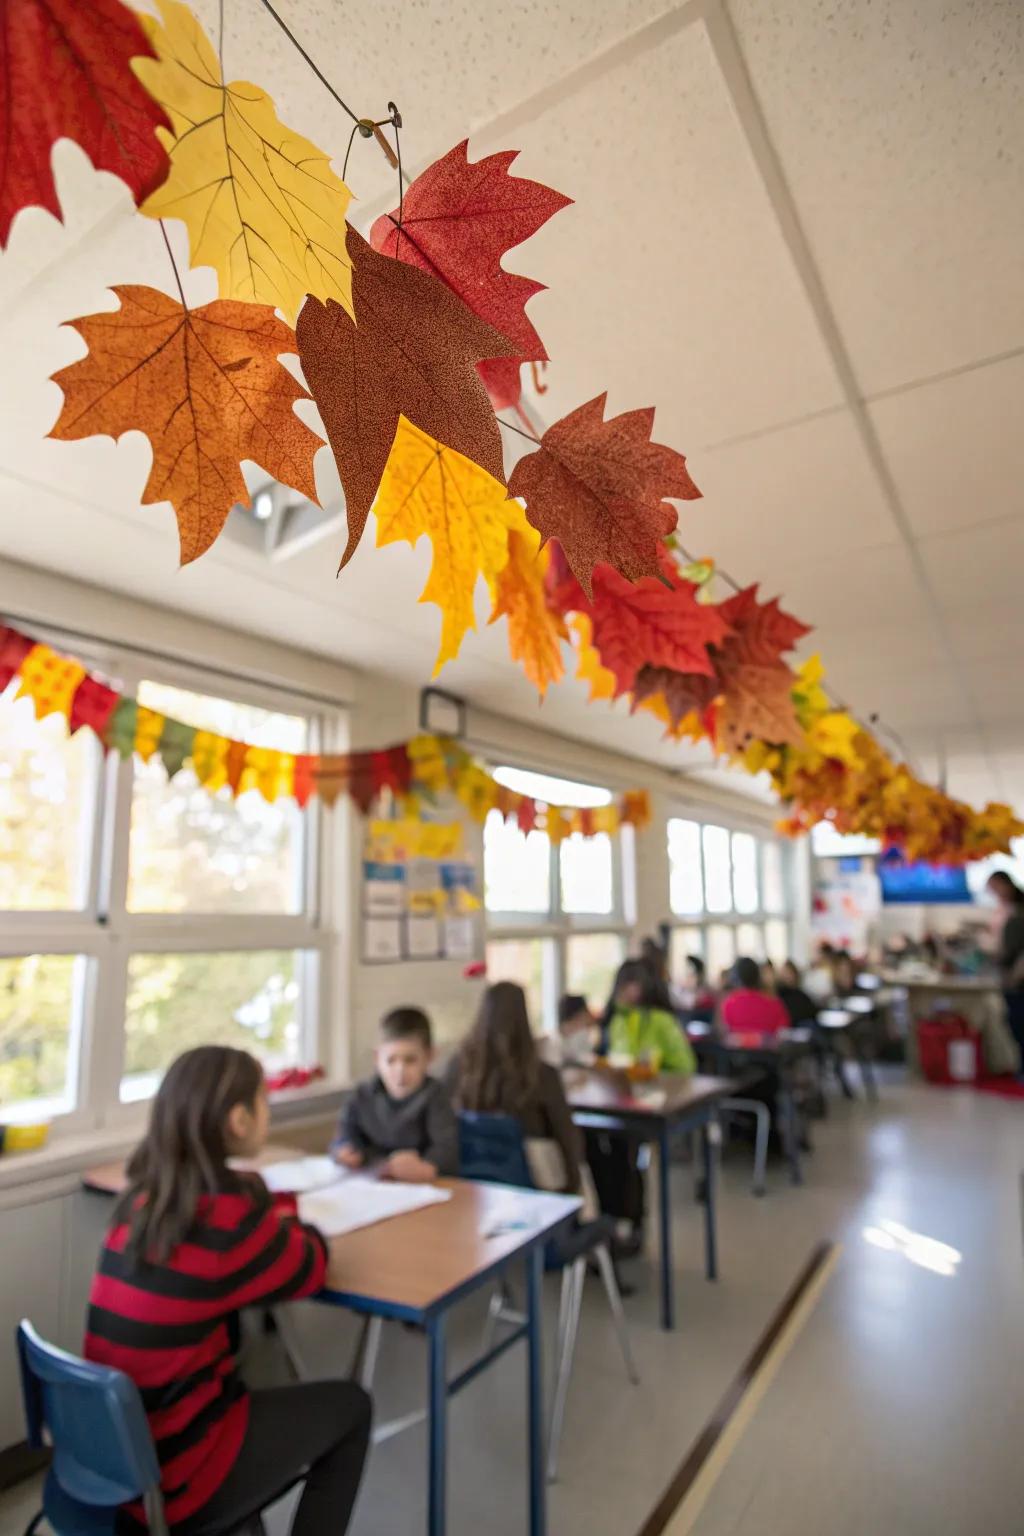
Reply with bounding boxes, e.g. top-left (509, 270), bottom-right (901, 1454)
top-left (85, 1046), bottom-right (370, 1534)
